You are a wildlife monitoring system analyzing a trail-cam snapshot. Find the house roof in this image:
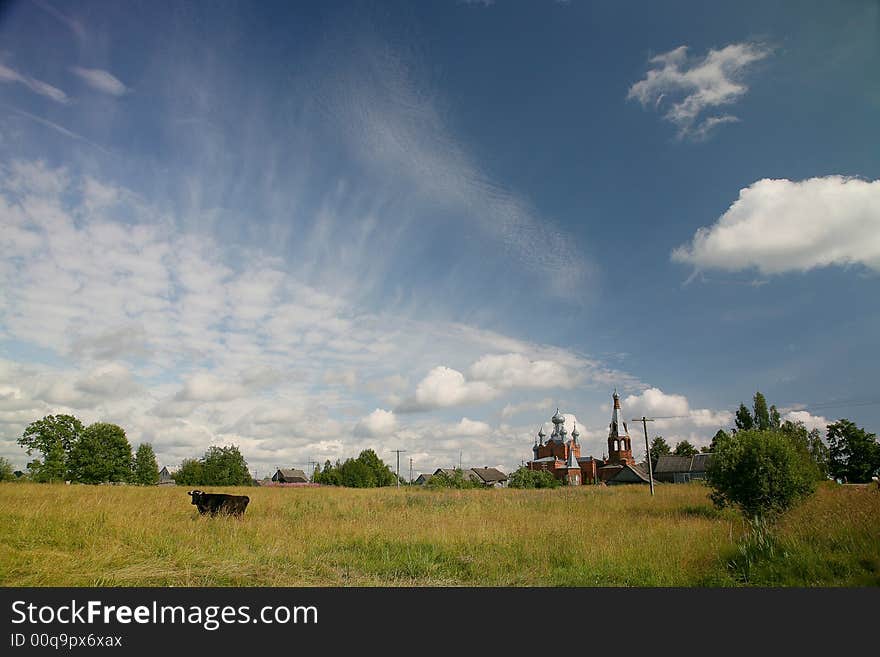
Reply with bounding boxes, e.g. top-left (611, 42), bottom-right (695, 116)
top-left (655, 454), bottom-right (714, 474)
top-left (609, 463), bottom-right (654, 484)
top-left (471, 467), bottom-right (508, 482)
top-left (690, 453), bottom-right (713, 472)
top-left (654, 455), bottom-right (692, 473)
top-left (276, 468), bottom-right (307, 480)
top-left (433, 468), bottom-right (481, 482)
